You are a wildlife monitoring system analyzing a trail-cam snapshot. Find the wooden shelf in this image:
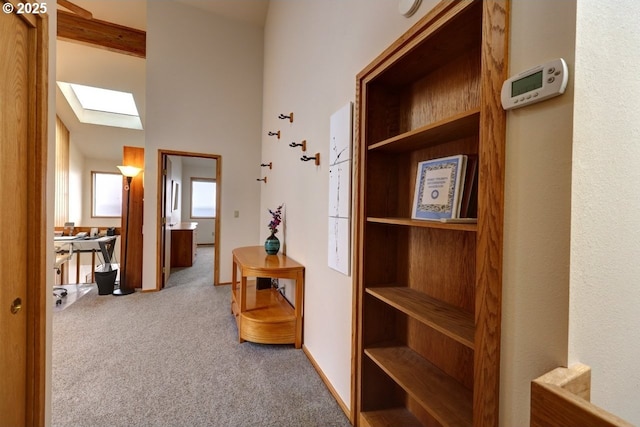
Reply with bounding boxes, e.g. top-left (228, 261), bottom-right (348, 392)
top-left (366, 287), bottom-right (474, 349)
top-left (368, 109), bottom-right (480, 152)
top-left (354, 0), bottom-right (508, 424)
top-left (232, 282), bottom-right (295, 322)
top-left (360, 408), bottom-right (422, 427)
top-left (367, 216), bottom-right (477, 232)
top-left (365, 346), bottom-right (473, 427)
